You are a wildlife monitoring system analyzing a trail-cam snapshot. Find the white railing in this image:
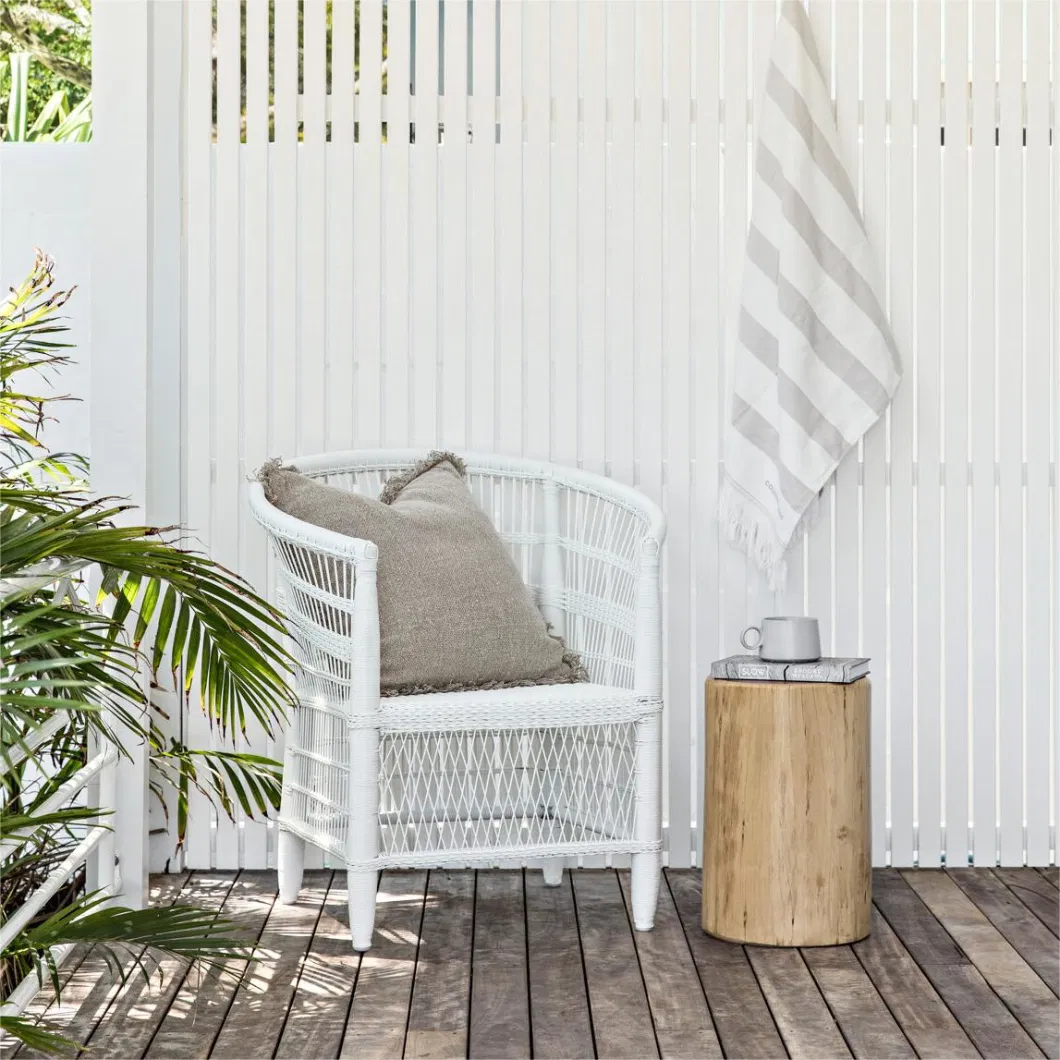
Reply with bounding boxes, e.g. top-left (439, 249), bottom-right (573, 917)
top-left (0, 566), bottom-right (121, 1028)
